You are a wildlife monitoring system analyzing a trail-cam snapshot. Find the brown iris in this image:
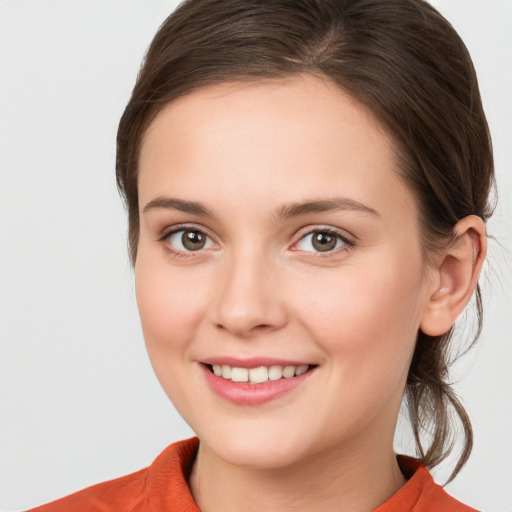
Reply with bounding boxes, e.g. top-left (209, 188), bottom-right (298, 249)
top-left (182, 230), bottom-right (206, 250)
top-left (312, 232), bottom-right (337, 252)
